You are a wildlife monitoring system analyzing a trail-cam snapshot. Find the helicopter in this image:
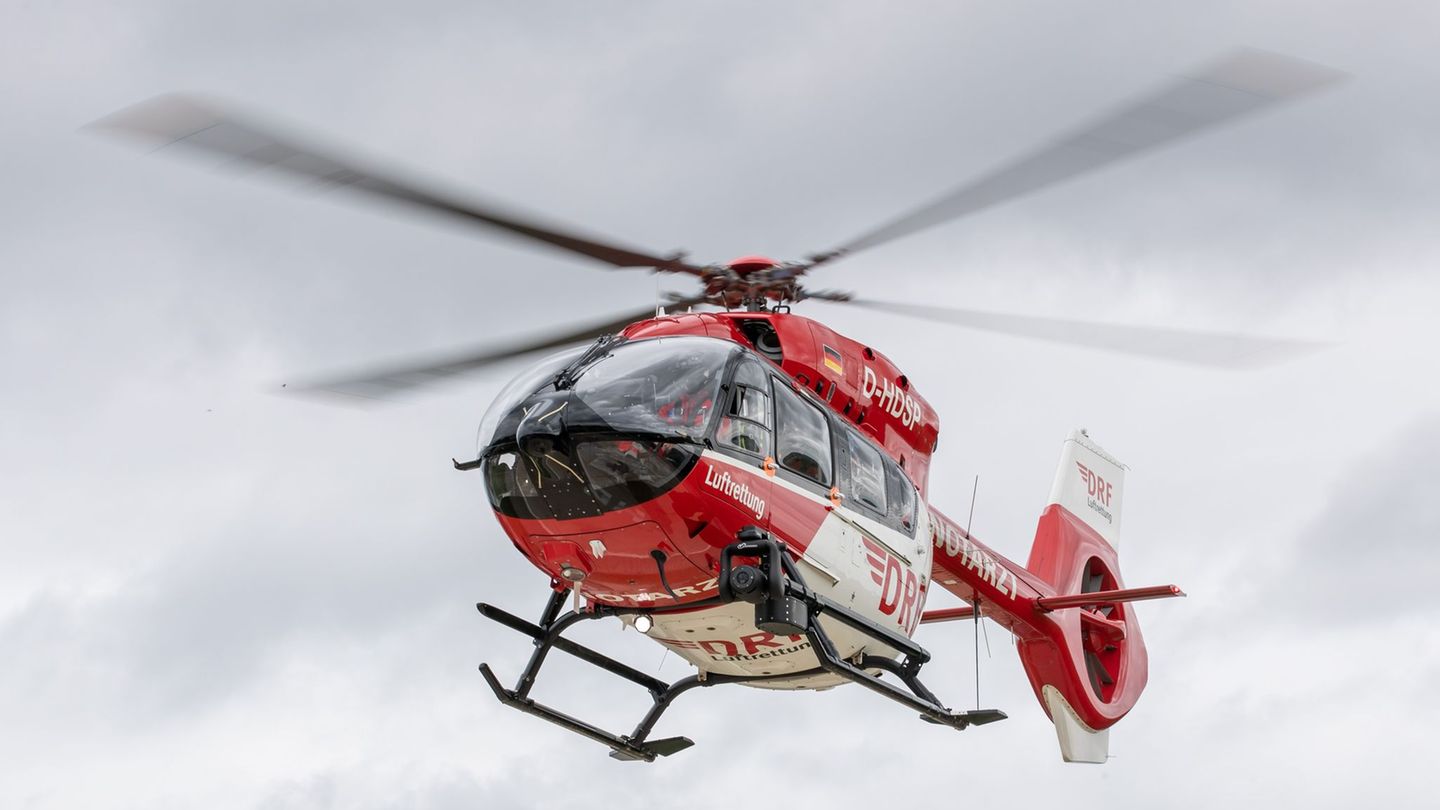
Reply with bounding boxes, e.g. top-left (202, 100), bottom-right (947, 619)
top-left (93, 48), bottom-right (1340, 763)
